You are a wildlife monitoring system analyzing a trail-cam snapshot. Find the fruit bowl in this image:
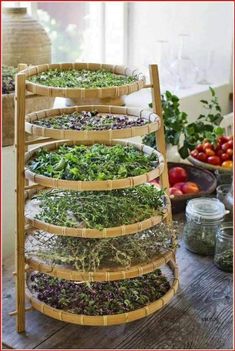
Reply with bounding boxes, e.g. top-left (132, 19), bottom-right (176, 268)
top-left (168, 162), bottom-right (217, 214)
top-left (188, 155), bottom-right (233, 173)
